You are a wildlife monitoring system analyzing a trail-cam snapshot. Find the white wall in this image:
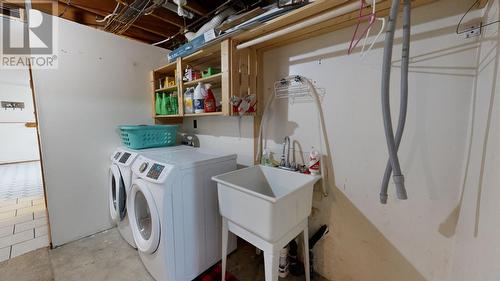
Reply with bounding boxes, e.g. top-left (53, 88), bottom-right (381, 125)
top-left (183, 1), bottom-right (483, 280)
top-left (31, 17), bottom-right (167, 246)
top-left (181, 116), bottom-right (254, 166)
top-left (450, 0), bottom-right (500, 280)
top-left (0, 42), bottom-right (39, 164)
